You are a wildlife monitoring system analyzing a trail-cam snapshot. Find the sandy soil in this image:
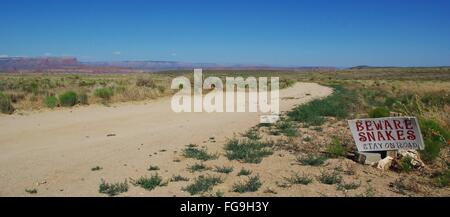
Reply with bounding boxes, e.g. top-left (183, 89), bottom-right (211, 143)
top-left (0, 83), bottom-right (334, 196)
